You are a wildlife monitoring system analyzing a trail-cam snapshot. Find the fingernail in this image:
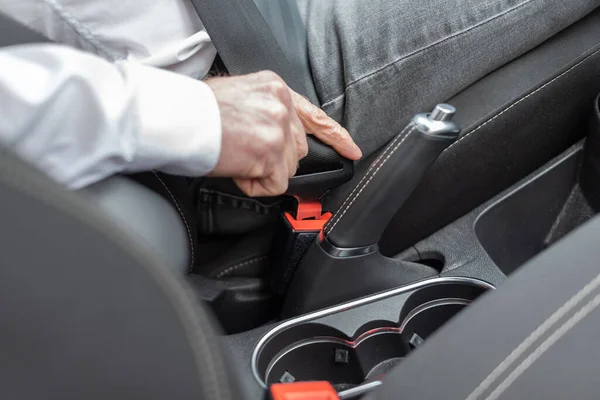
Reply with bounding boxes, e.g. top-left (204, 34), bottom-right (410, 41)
top-left (354, 143), bottom-right (363, 159)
